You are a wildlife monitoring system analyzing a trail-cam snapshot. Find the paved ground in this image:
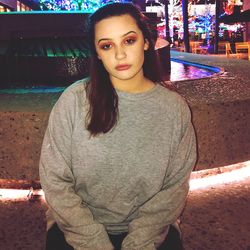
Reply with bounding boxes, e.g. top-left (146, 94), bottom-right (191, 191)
top-left (1, 166), bottom-right (249, 250)
top-left (182, 168), bottom-right (250, 250)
